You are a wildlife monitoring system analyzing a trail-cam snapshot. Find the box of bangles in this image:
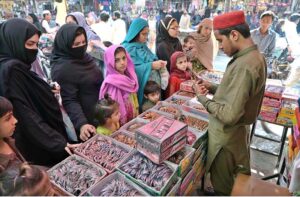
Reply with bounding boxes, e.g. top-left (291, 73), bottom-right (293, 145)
top-left (137, 136), bottom-right (187, 164)
top-left (177, 111), bottom-right (209, 133)
top-left (120, 118), bottom-right (149, 134)
top-left (182, 97), bottom-right (209, 118)
top-left (186, 128), bottom-right (207, 149)
top-left (193, 138), bottom-right (208, 164)
top-left (86, 171), bottom-right (150, 196)
top-left (74, 134), bottom-right (132, 174)
top-left (198, 70), bottom-right (224, 85)
top-left (117, 151), bottom-right (178, 196)
top-left (166, 177), bottom-right (181, 196)
top-left (167, 146), bottom-right (195, 178)
top-left (111, 130), bottom-right (136, 148)
top-left (47, 154), bottom-right (107, 196)
top-left (180, 80), bottom-right (195, 93)
top-left (174, 90), bottom-right (196, 99)
top-left (136, 116), bottom-right (188, 154)
top-left (179, 167), bottom-right (196, 195)
top-left (138, 109), bottom-right (169, 122)
top-left (153, 101), bottom-right (182, 118)
top-left (165, 94), bottom-right (190, 106)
